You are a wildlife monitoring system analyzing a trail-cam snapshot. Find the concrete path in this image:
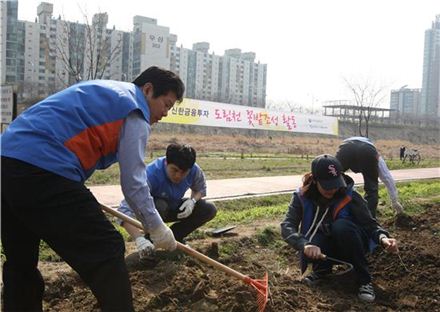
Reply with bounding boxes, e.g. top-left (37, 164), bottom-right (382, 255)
top-left (91, 167), bottom-right (440, 208)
